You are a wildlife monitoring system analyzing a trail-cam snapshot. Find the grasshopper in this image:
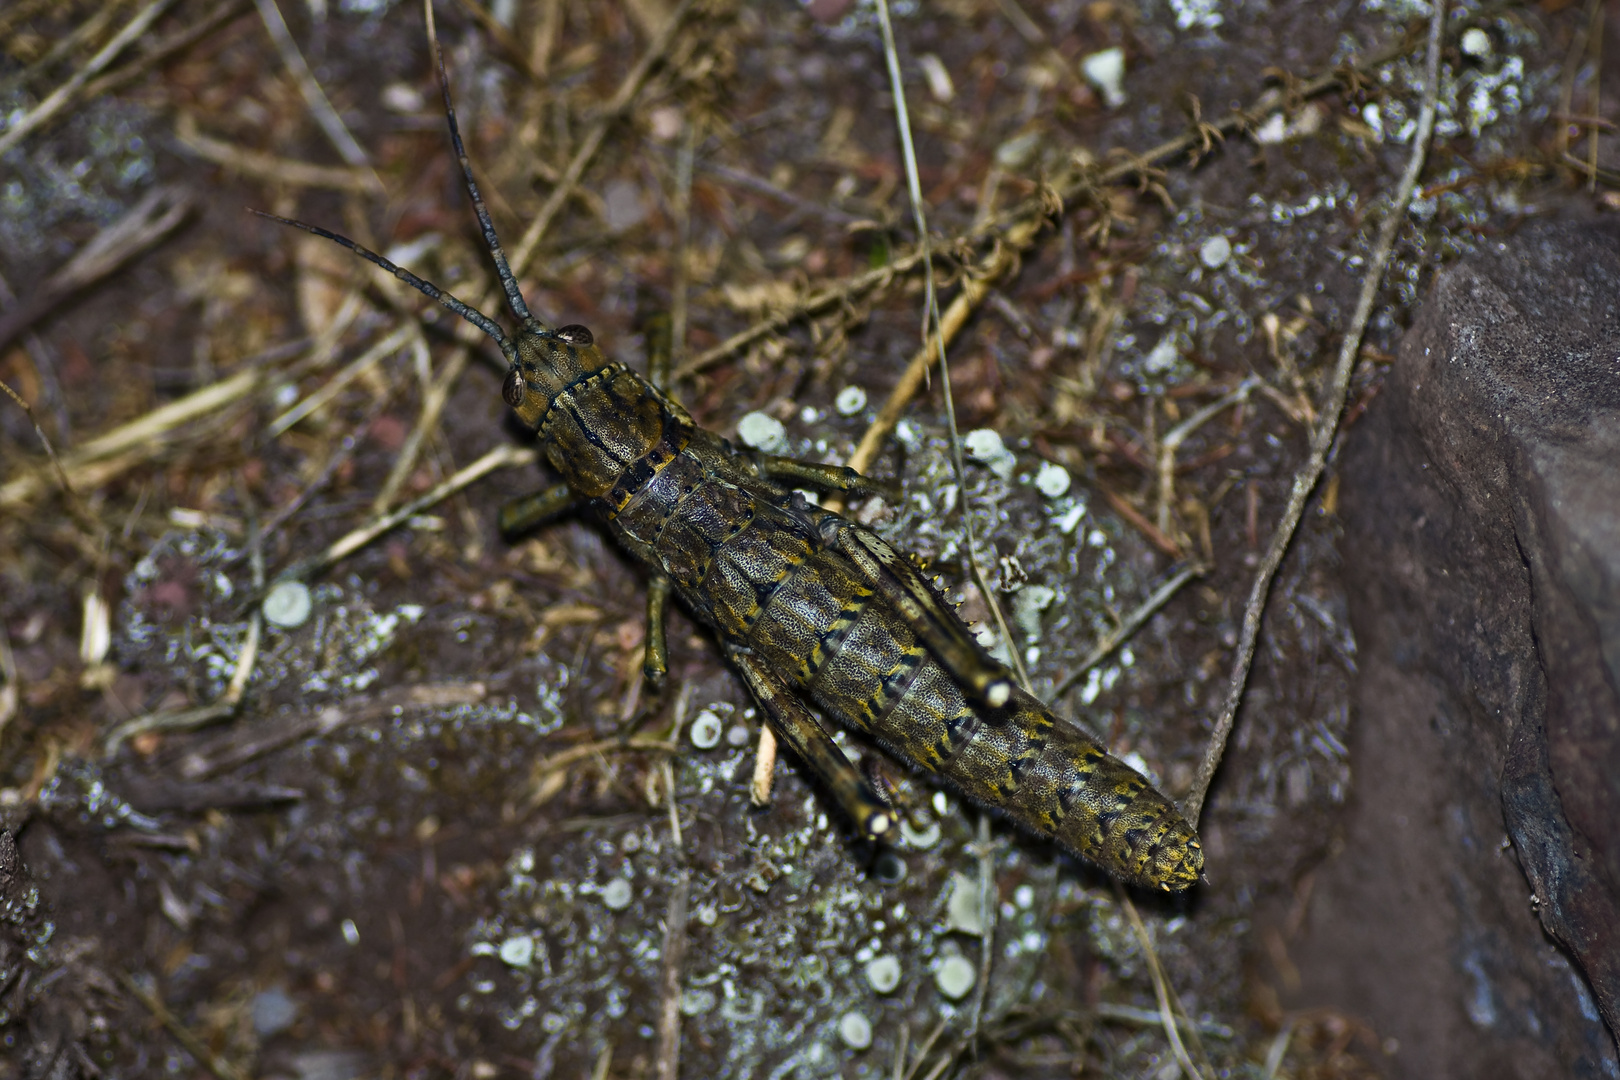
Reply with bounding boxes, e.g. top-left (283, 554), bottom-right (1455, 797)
top-left (258, 5), bottom-right (1202, 891)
